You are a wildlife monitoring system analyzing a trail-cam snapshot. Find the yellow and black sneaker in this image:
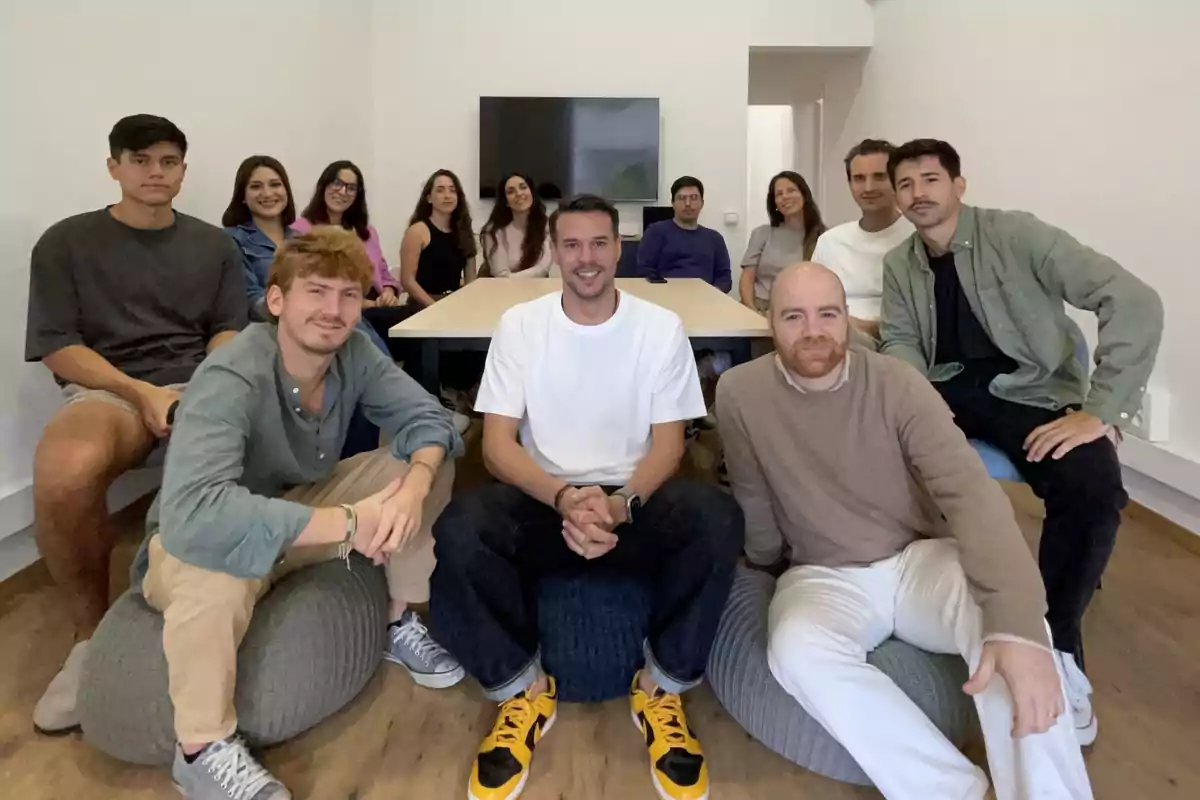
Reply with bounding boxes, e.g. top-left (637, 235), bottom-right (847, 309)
top-left (468, 676), bottom-right (557, 800)
top-left (630, 674), bottom-right (709, 800)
